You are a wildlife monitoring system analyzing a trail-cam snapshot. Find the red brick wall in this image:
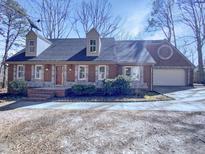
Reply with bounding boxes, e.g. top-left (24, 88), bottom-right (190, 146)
top-left (67, 64), bottom-right (75, 81)
top-left (143, 65), bottom-right (152, 90)
top-left (185, 68), bottom-right (193, 86)
top-left (44, 64), bottom-right (52, 81)
top-left (25, 64), bottom-right (32, 81)
top-left (118, 65), bottom-right (123, 75)
top-left (88, 65), bottom-right (96, 82)
top-left (8, 64), bottom-right (14, 83)
top-left (189, 69), bottom-right (193, 86)
top-left (108, 64), bottom-right (119, 78)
